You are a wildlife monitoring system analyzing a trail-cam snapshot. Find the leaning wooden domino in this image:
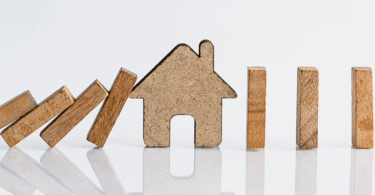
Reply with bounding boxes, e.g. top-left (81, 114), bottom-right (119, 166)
top-left (352, 67), bottom-right (373, 148)
top-left (296, 67), bottom-right (319, 148)
top-left (87, 68), bottom-right (137, 147)
top-left (41, 80), bottom-right (108, 148)
top-left (0, 91), bottom-right (37, 129)
top-left (1, 86), bottom-right (74, 147)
